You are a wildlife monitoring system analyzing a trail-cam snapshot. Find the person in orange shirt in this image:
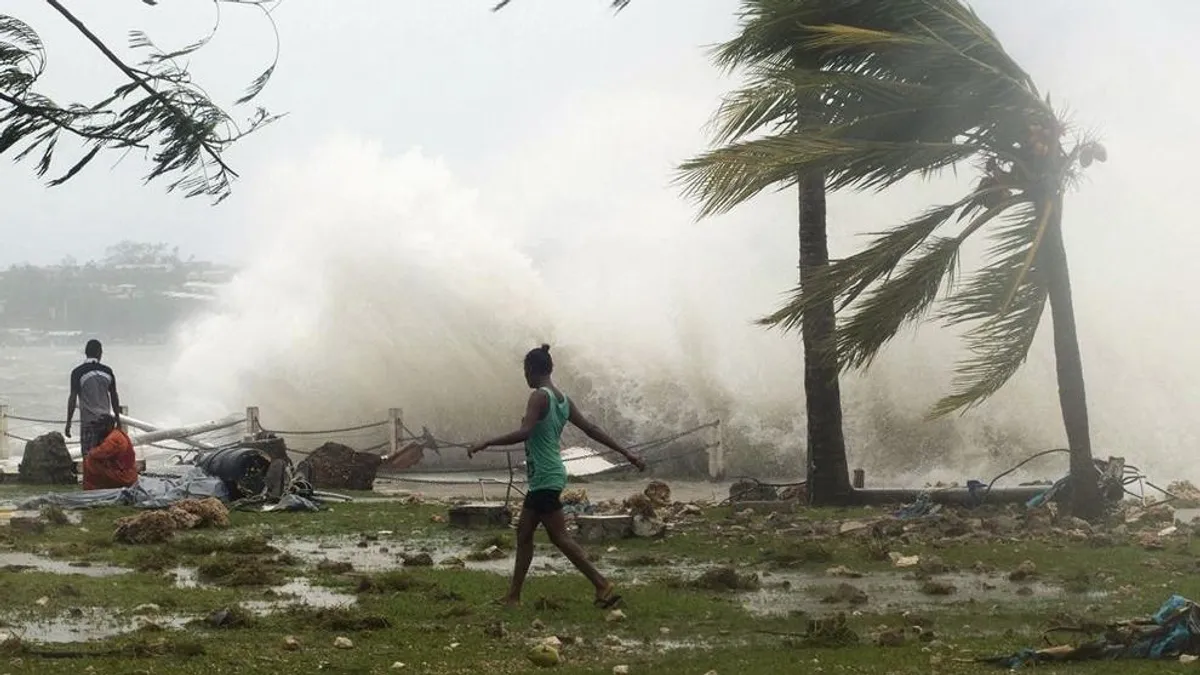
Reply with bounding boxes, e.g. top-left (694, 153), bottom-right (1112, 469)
top-left (82, 414), bottom-right (138, 490)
